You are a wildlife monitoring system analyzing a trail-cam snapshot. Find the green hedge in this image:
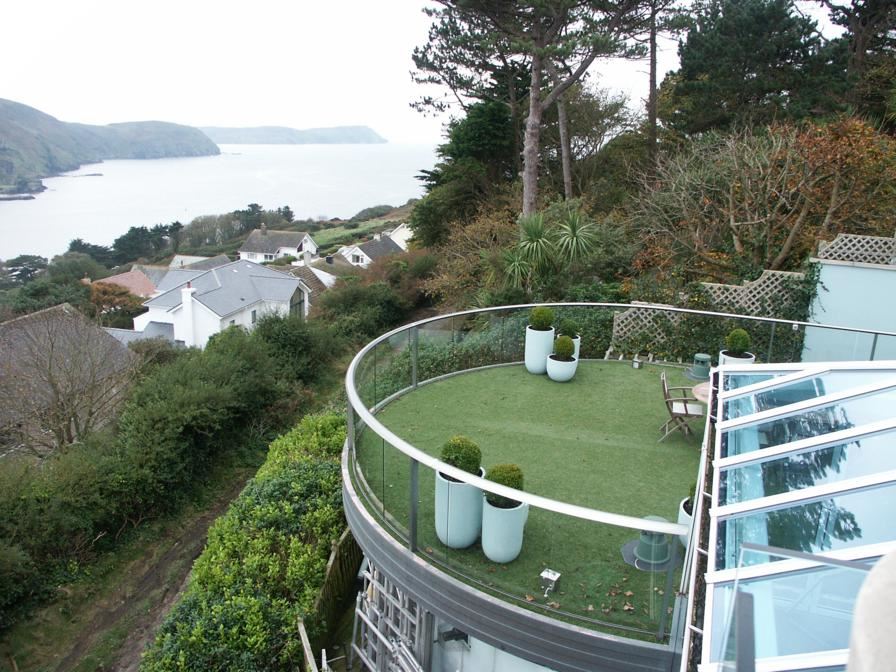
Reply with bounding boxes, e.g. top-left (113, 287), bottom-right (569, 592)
top-left (140, 413), bottom-right (346, 672)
